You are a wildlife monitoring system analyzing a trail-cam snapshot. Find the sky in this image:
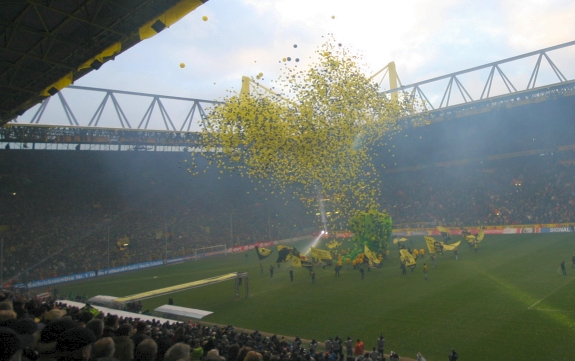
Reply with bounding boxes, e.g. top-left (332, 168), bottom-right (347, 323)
top-left (20, 0), bottom-right (575, 130)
